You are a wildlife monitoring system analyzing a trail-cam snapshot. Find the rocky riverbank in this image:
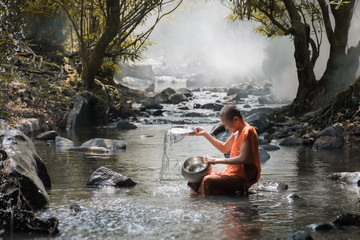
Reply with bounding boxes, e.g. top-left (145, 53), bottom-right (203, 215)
top-left (2, 58), bottom-right (360, 151)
